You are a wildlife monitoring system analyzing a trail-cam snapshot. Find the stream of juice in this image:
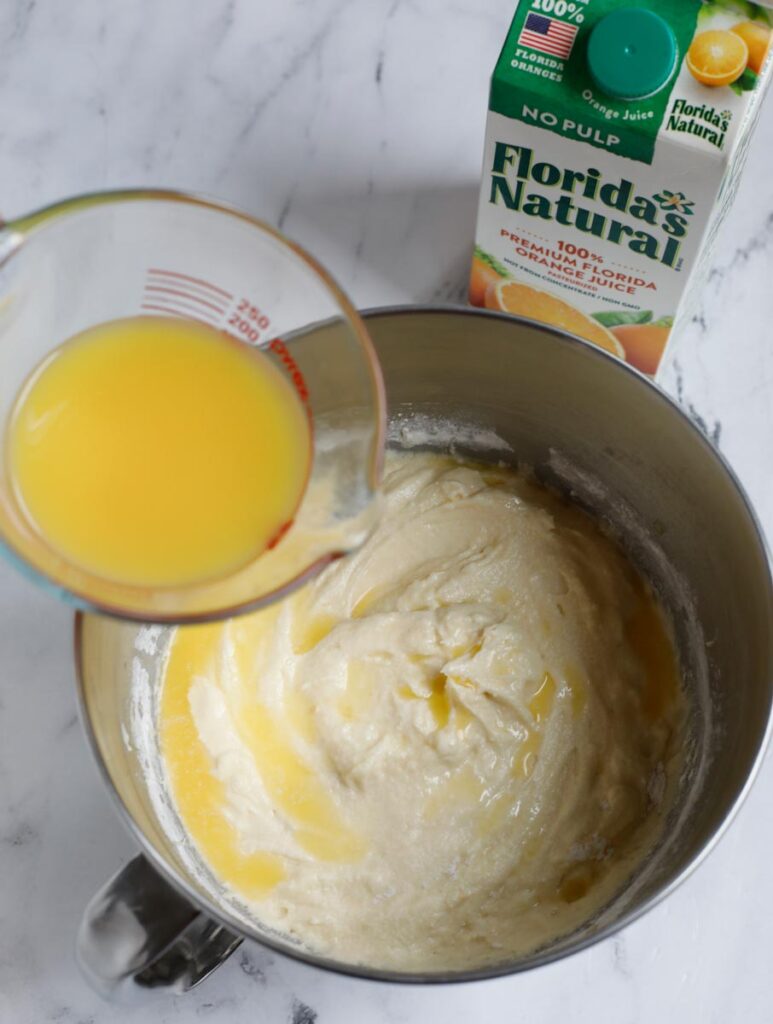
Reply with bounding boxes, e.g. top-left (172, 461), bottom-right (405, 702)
top-left (6, 316), bottom-right (311, 588)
